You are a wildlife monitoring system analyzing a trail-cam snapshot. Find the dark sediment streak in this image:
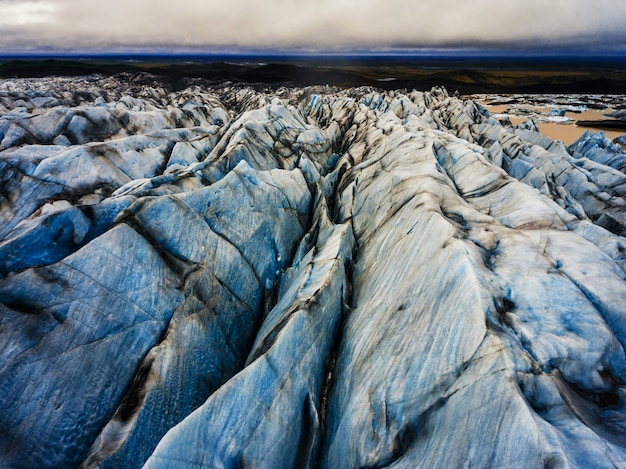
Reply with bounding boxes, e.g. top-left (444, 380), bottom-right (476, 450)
top-left (577, 119), bottom-right (626, 130)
